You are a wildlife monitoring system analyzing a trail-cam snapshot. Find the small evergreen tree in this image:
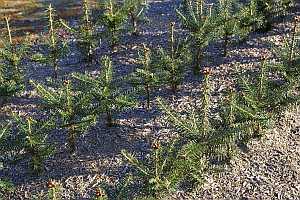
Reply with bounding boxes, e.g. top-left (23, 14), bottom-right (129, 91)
top-left (237, 0), bottom-right (264, 36)
top-left (217, 0), bottom-right (262, 55)
top-left (30, 79), bottom-right (97, 154)
top-left (32, 4), bottom-right (69, 78)
top-left (176, 0), bottom-right (218, 73)
top-left (233, 59), bottom-right (274, 141)
top-left (61, 0), bottom-right (98, 65)
top-left (124, 0), bottom-right (148, 35)
top-left (215, 0), bottom-right (240, 57)
top-left (73, 56), bottom-right (136, 127)
top-left (0, 17), bottom-right (27, 104)
top-left (0, 114), bottom-right (55, 174)
top-left (254, 0), bottom-right (294, 32)
top-left (98, 0), bottom-right (128, 50)
top-left (268, 16), bottom-right (300, 110)
top-left (154, 22), bottom-right (190, 93)
top-left (155, 68), bottom-right (237, 191)
top-left (130, 44), bottom-right (161, 110)
top-left (214, 0), bottom-right (264, 56)
top-left (122, 140), bottom-right (181, 198)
